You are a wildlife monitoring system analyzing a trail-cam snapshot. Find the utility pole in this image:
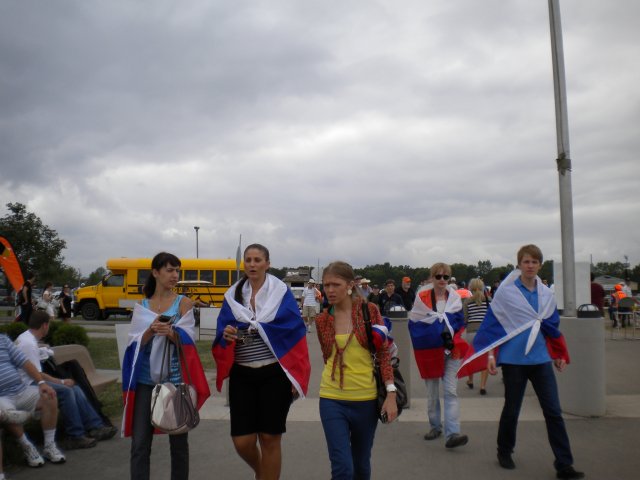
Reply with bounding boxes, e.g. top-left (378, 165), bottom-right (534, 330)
top-left (194, 226), bottom-right (200, 258)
